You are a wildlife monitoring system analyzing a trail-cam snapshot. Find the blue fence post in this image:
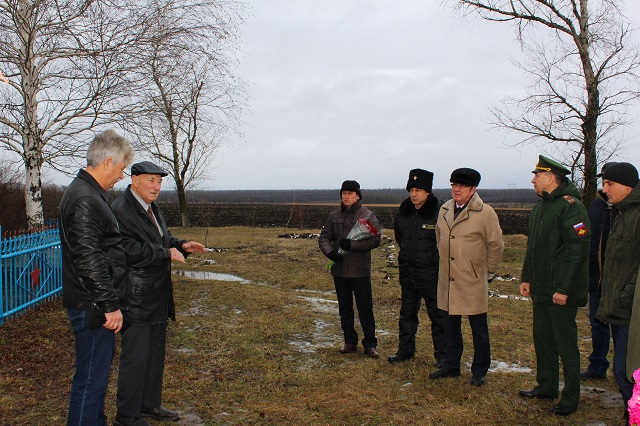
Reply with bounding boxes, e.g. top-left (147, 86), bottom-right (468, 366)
top-left (0, 224), bottom-right (62, 326)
